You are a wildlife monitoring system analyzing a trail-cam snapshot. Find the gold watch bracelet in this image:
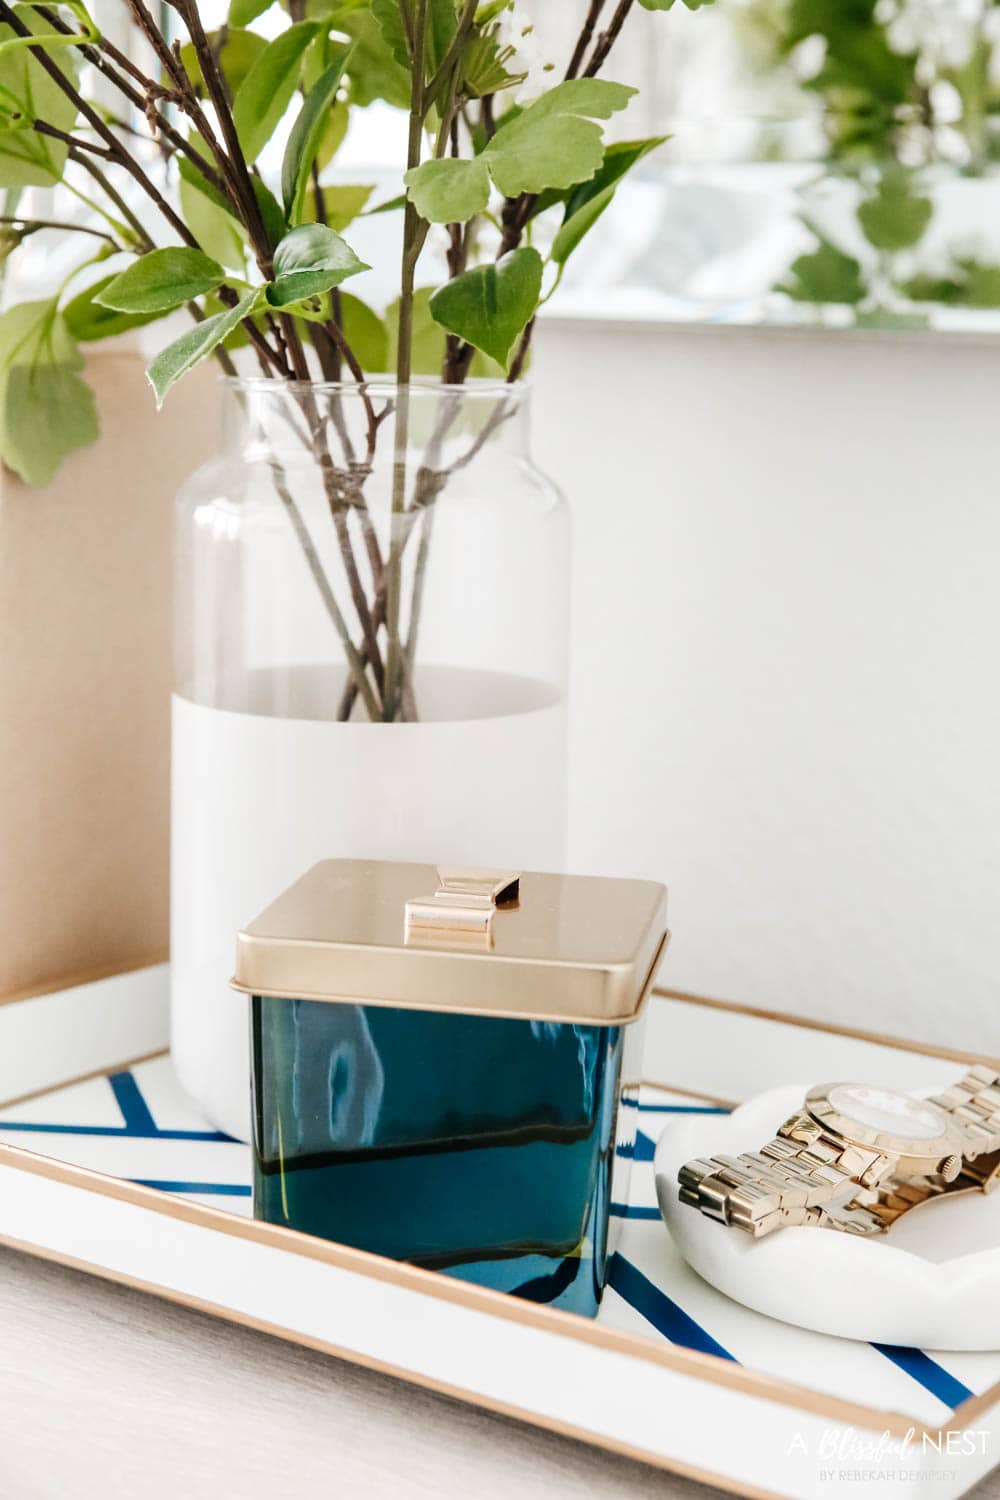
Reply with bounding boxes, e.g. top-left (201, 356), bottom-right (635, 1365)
top-left (678, 1065), bottom-right (1000, 1239)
